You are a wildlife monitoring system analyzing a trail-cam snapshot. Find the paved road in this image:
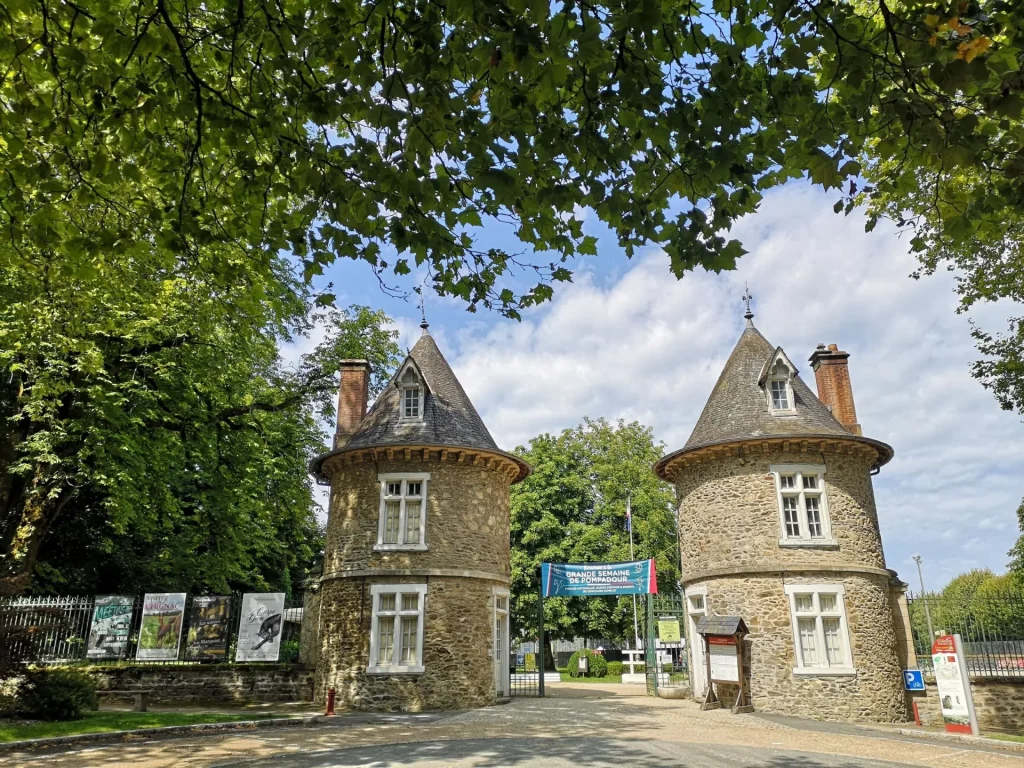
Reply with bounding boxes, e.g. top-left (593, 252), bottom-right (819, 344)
top-left (212, 736), bottom-right (913, 767)
top-left (7, 683), bottom-right (1023, 768)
